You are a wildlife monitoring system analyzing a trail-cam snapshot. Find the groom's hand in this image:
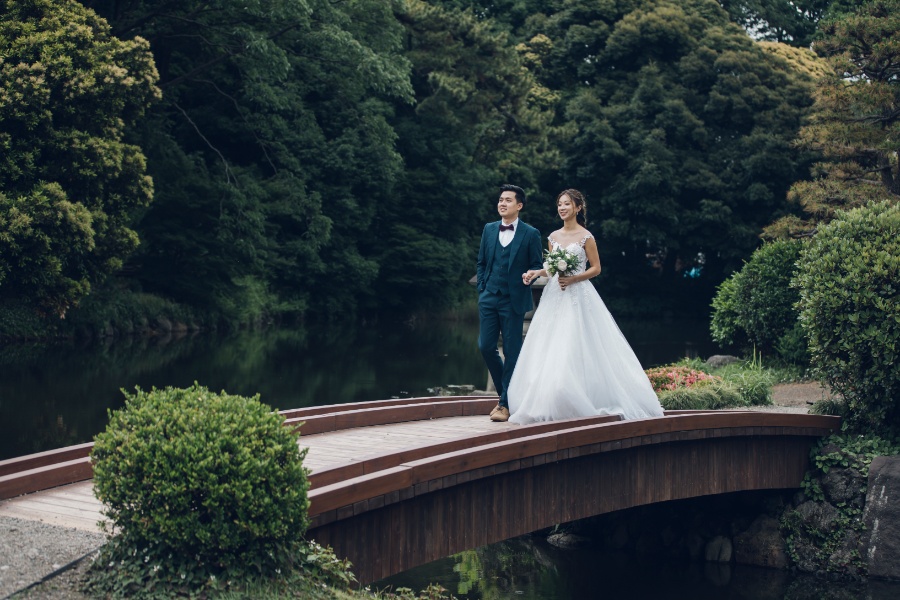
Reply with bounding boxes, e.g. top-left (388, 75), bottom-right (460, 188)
top-left (522, 270), bottom-right (539, 285)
